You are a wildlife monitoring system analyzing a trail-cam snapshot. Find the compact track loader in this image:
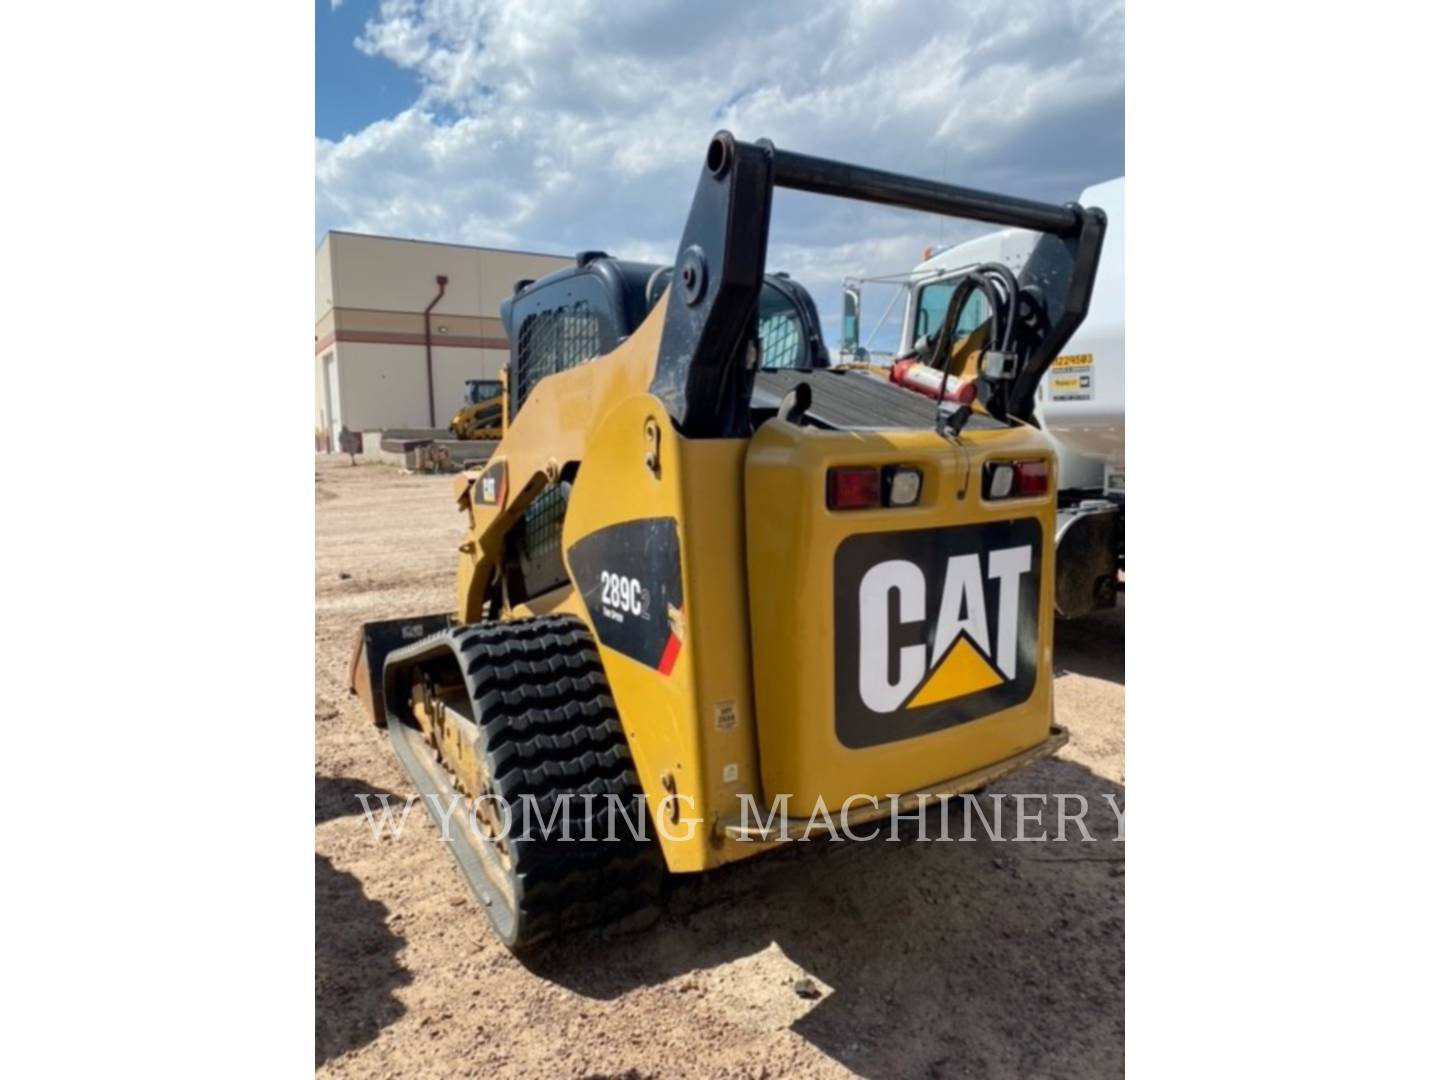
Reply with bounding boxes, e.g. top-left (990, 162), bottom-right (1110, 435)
top-left (449, 377), bottom-right (507, 441)
top-left (350, 132), bottom-right (1107, 950)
